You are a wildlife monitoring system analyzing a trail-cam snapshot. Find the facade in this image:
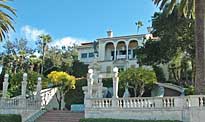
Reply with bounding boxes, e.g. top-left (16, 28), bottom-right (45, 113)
top-left (77, 31), bottom-right (152, 78)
